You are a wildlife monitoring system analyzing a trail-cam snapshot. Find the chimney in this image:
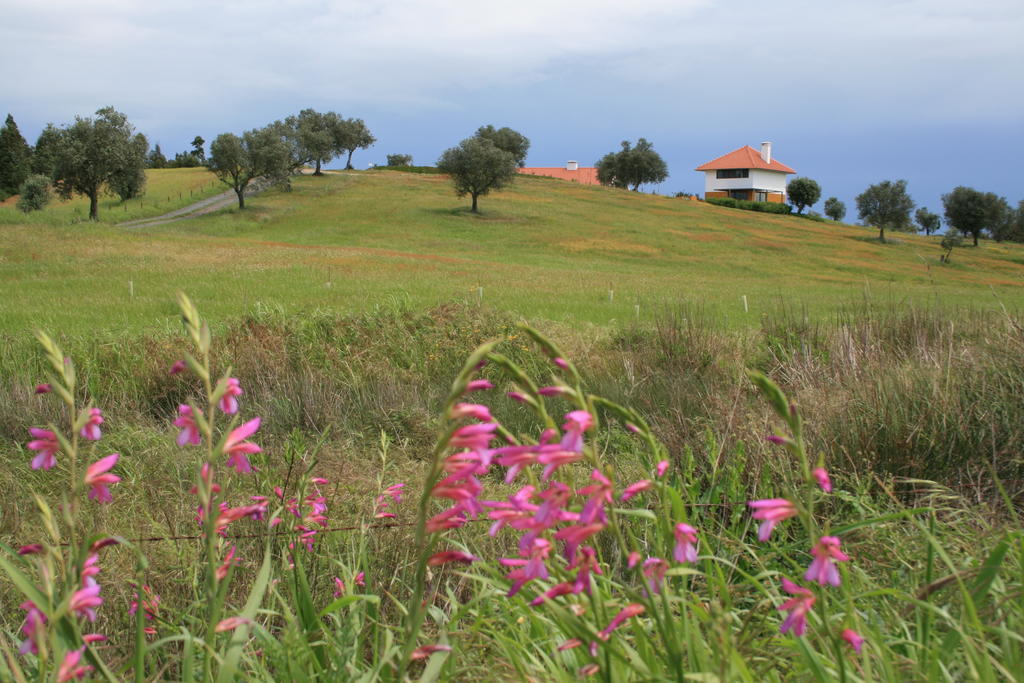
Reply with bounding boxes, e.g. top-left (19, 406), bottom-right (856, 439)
top-left (566, 160), bottom-right (578, 171)
top-left (760, 142), bottom-right (772, 164)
